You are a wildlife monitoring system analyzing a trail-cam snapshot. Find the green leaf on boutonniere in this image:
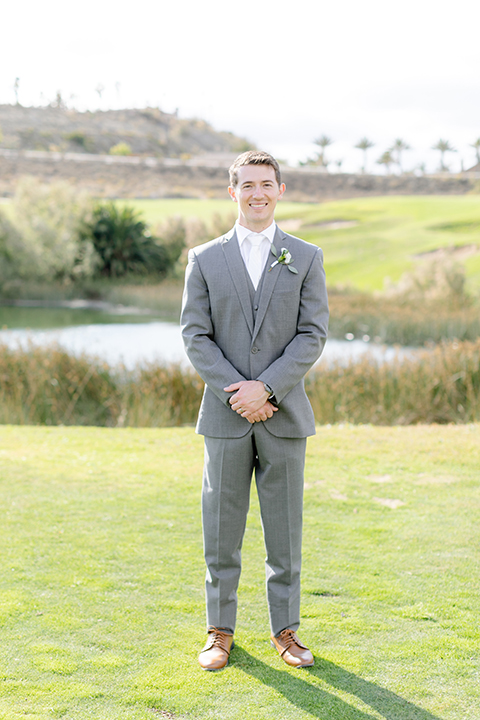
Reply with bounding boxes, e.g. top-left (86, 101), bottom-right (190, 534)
top-left (269, 245), bottom-right (297, 273)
